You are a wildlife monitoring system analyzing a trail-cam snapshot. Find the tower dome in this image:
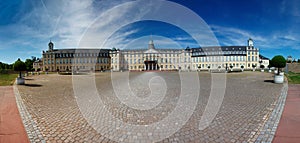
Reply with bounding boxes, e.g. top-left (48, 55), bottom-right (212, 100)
top-left (148, 39), bottom-right (155, 49)
top-left (149, 39), bottom-right (154, 45)
top-left (148, 35), bottom-right (155, 49)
